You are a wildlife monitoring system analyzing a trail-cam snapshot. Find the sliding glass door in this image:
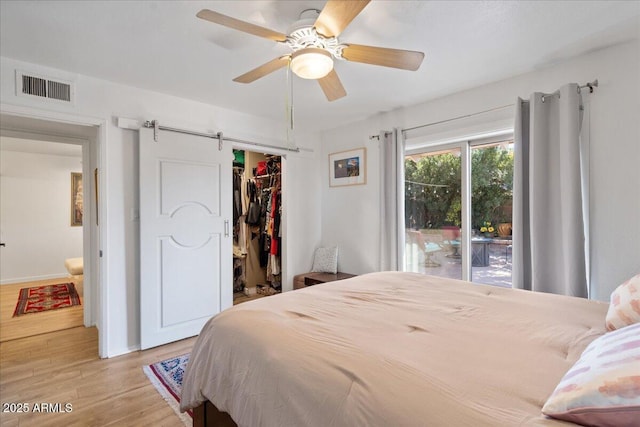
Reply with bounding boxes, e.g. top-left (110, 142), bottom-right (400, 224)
top-left (470, 141), bottom-right (513, 287)
top-left (404, 148), bottom-right (462, 279)
top-left (403, 137), bottom-right (513, 287)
